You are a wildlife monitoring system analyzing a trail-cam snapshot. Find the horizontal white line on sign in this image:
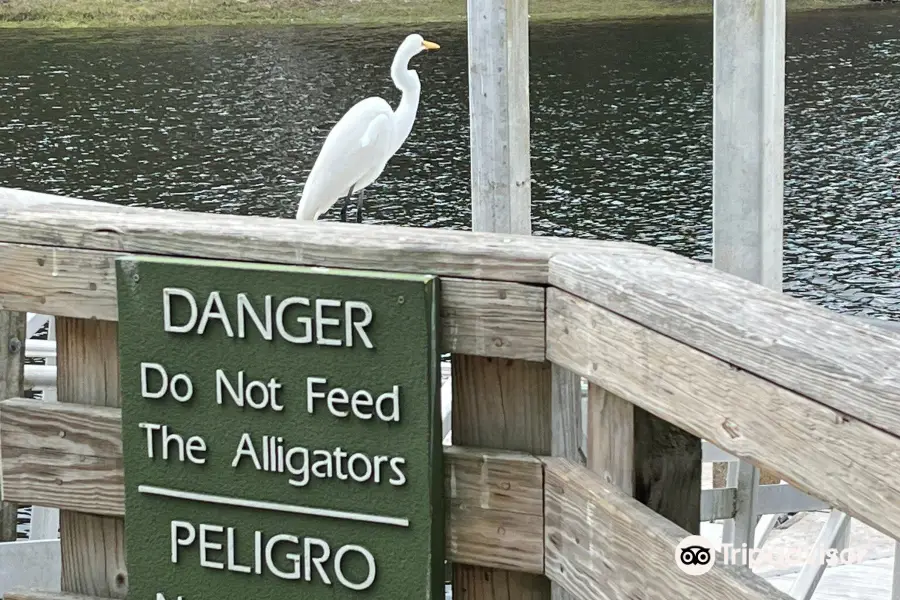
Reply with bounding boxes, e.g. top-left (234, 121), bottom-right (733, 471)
top-left (137, 484), bottom-right (410, 528)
